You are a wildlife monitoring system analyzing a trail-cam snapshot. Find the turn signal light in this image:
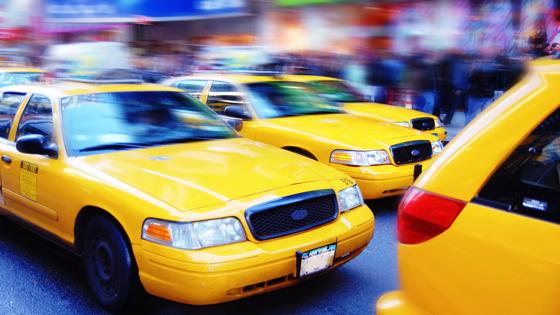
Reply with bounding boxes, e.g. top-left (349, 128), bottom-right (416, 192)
top-left (331, 151), bottom-right (353, 163)
top-left (397, 188), bottom-right (466, 244)
top-left (145, 222), bottom-right (172, 242)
